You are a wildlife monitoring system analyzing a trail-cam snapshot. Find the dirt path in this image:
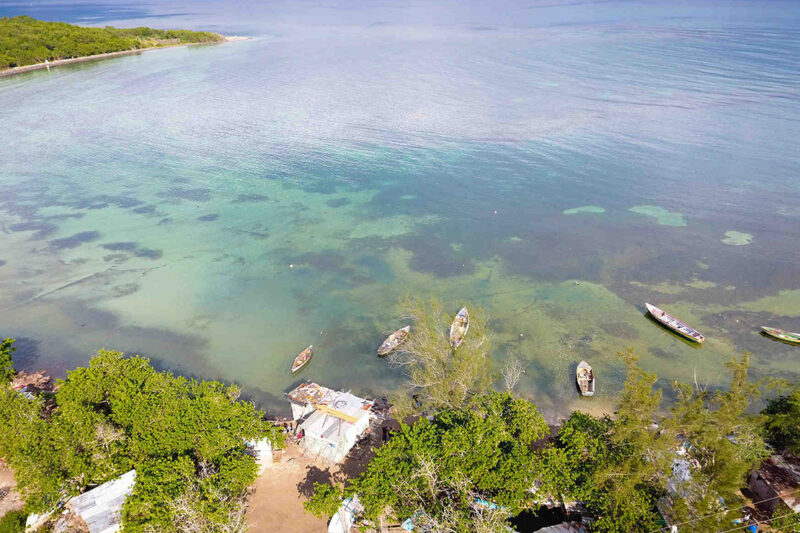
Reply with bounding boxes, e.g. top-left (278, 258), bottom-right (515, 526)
top-left (0, 464), bottom-right (23, 518)
top-left (246, 445), bottom-right (329, 533)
